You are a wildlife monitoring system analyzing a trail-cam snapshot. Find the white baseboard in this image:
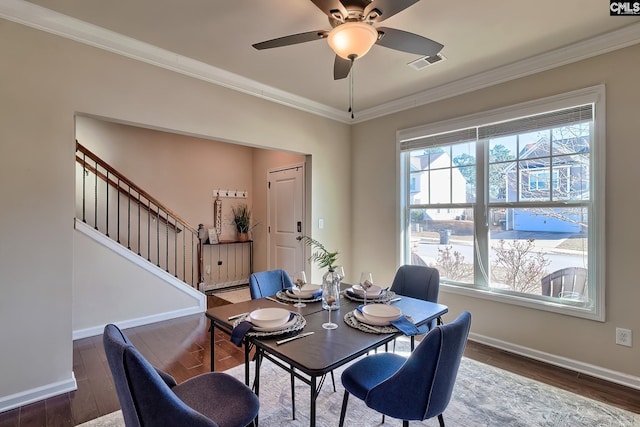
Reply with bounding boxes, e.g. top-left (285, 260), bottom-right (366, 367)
top-left (73, 306), bottom-right (204, 340)
top-left (0, 374), bottom-right (77, 413)
top-left (470, 332), bottom-right (640, 391)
